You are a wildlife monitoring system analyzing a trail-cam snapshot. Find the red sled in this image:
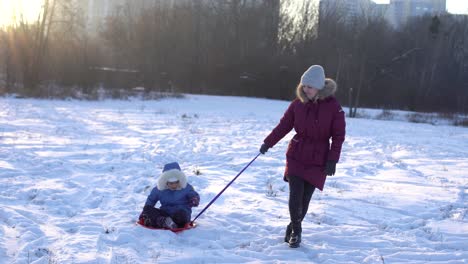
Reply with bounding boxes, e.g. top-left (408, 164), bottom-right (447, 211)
top-left (136, 219), bottom-right (197, 233)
